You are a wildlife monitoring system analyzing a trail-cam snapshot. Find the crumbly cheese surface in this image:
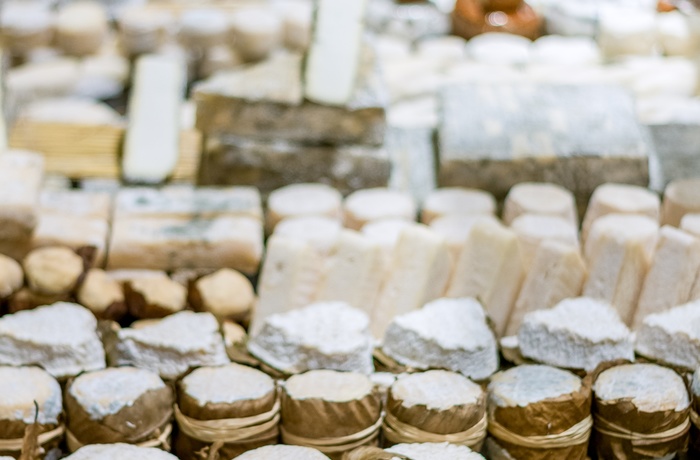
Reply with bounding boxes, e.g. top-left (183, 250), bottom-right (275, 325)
top-left (488, 365), bottom-right (581, 408)
top-left (182, 363), bottom-right (274, 405)
top-left (0, 366), bottom-right (62, 424)
top-left (285, 370), bottom-right (373, 402)
top-left (392, 370), bottom-right (482, 410)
